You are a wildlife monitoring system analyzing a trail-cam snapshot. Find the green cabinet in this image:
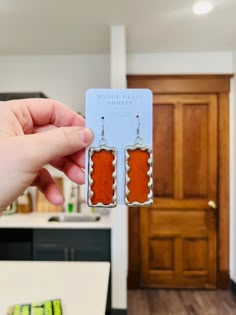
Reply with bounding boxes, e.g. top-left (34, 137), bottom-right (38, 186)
top-left (33, 243), bottom-right (70, 261)
top-left (33, 229), bottom-right (111, 262)
top-left (0, 228), bottom-right (111, 262)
